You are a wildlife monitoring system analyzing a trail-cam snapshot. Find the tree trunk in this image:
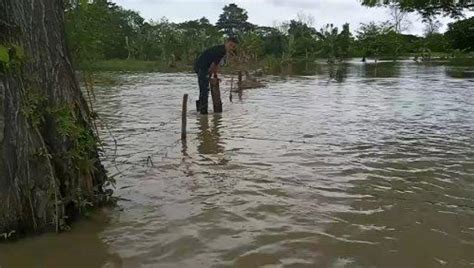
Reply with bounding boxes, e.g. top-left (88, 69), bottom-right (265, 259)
top-left (0, 0), bottom-right (107, 237)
